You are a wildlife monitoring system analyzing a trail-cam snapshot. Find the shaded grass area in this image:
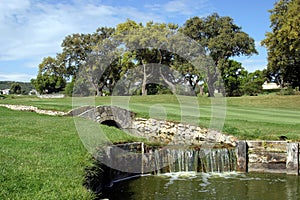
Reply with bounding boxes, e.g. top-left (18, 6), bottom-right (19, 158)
top-left (0, 107), bottom-right (142, 199)
top-left (1, 94), bottom-right (300, 140)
